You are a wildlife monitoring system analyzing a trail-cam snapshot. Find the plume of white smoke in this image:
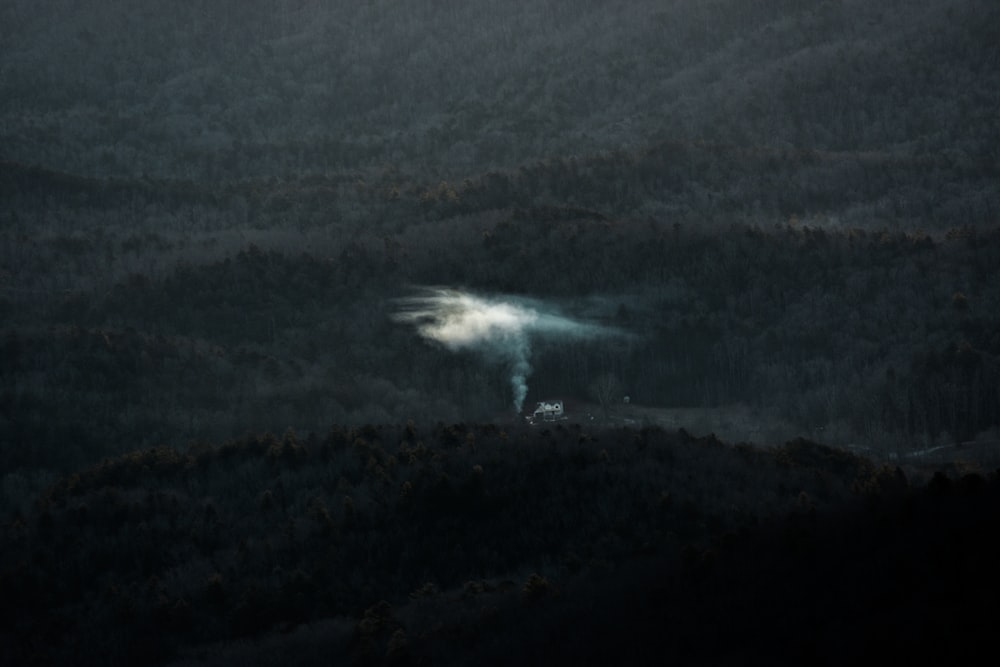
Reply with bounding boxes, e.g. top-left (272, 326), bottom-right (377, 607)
top-left (394, 287), bottom-right (620, 412)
